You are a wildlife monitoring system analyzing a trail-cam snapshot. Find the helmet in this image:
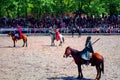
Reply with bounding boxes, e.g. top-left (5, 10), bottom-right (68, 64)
top-left (87, 36), bottom-right (91, 40)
